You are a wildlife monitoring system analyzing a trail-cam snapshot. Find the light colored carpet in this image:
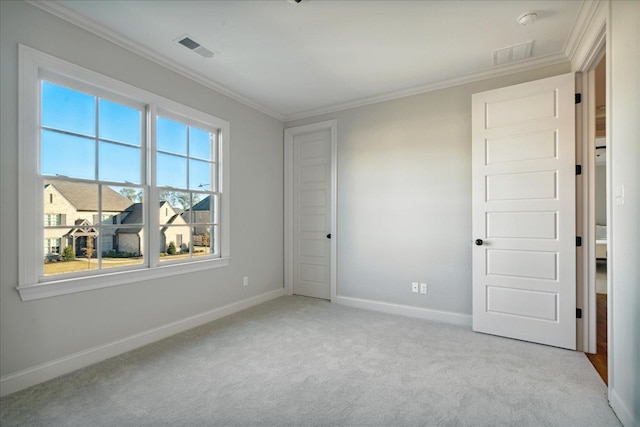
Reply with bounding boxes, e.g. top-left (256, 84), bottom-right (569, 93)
top-left (0, 296), bottom-right (620, 426)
